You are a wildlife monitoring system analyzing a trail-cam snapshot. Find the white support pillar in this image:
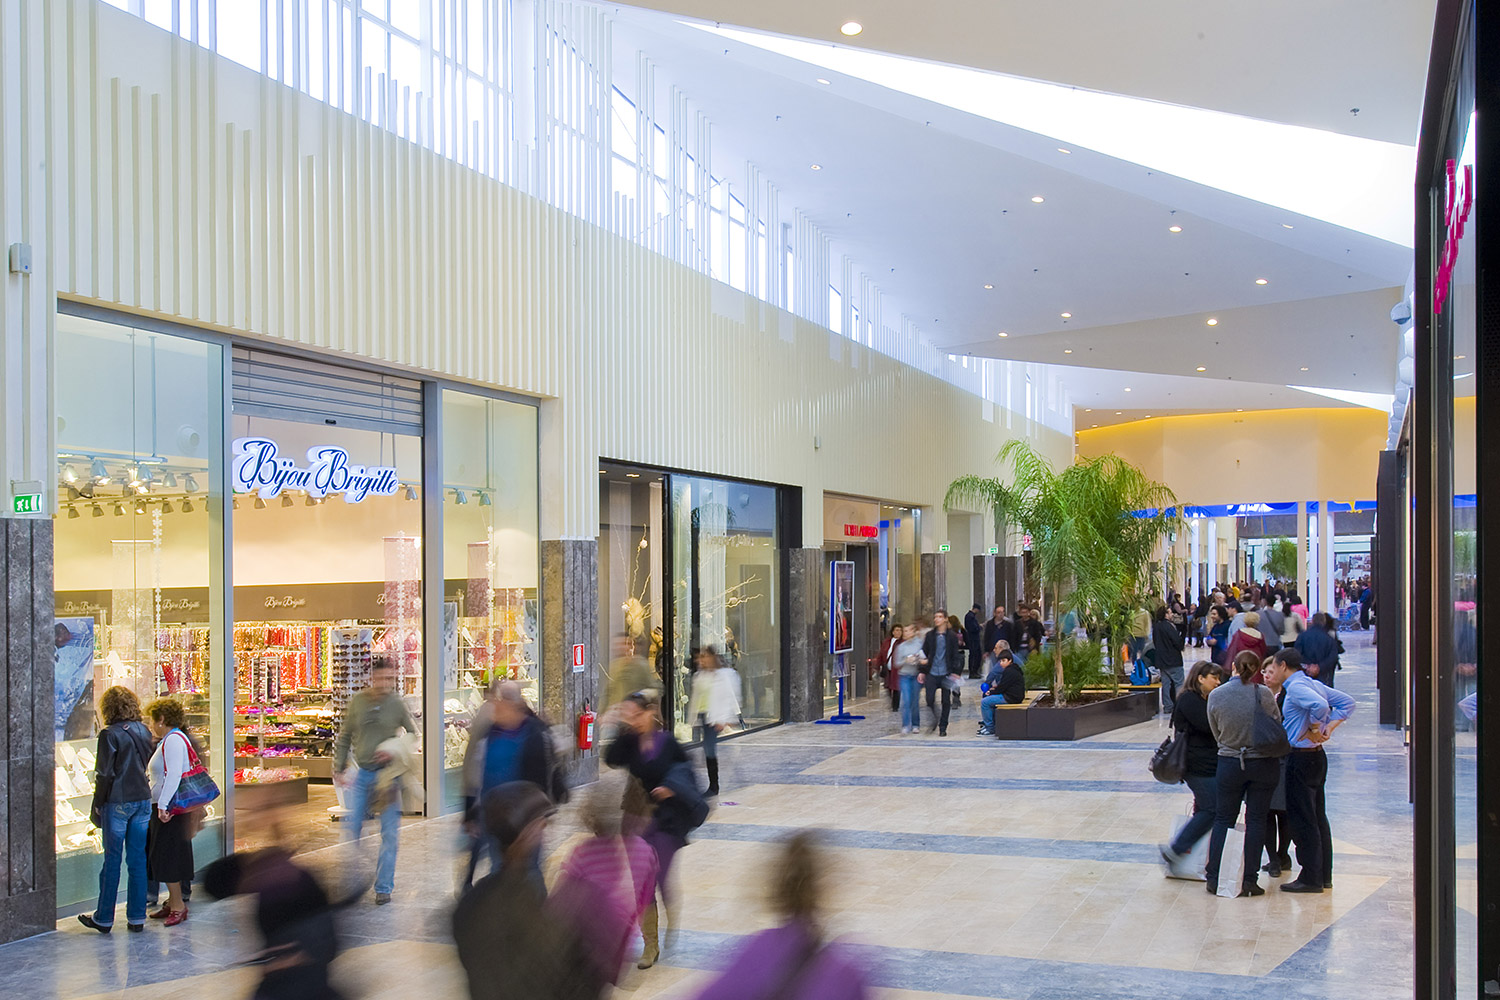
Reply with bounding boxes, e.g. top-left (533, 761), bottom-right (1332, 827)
top-left (1190, 517), bottom-right (1202, 599)
top-left (1207, 519), bottom-right (1219, 589)
top-left (1296, 503), bottom-right (1309, 593)
top-left (1318, 503), bottom-right (1336, 615)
